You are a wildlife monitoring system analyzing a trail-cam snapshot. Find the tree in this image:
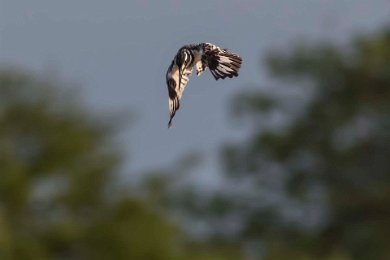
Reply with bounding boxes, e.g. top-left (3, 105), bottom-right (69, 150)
top-left (220, 27), bottom-right (390, 259)
top-left (0, 68), bottom-right (198, 260)
top-left (165, 28), bottom-right (390, 259)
